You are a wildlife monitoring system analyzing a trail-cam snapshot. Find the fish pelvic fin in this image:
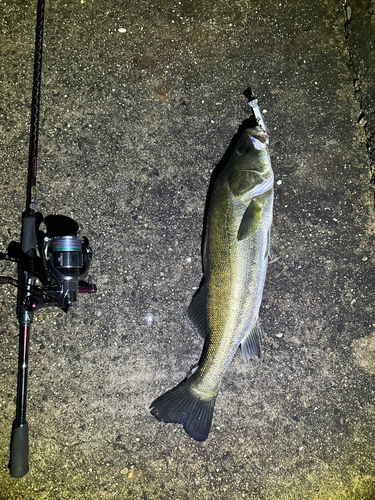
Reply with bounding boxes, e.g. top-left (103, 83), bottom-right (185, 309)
top-left (237, 199), bottom-right (262, 241)
top-left (187, 285), bottom-right (208, 340)
top-left (241, 320), bottom-right (262, 362)
top-left (150, 378), bottom-right (217, 442)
